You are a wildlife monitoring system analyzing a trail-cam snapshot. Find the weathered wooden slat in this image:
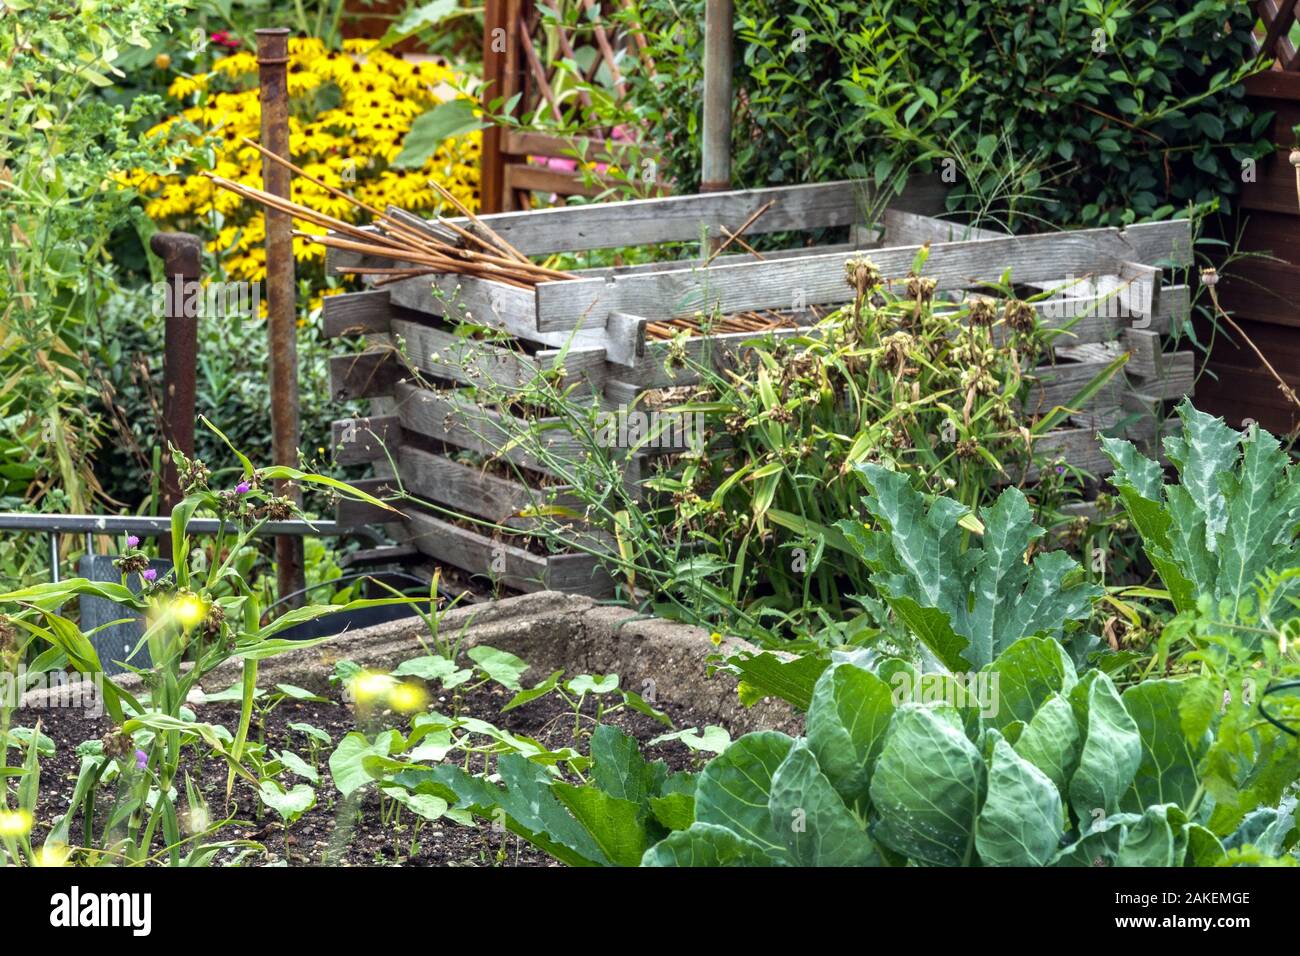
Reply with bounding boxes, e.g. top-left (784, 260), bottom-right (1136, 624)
top-left (1126, 349), bottom-right (1196, 400)
top-left (329, 349), bottom-right (408, 401)
top-left (440, 180), bottom-right (865, 256)
top-left (384, 272), bottom-right (609, 350)
top-left (331, 415), bottom-right (401, 465)
top-left (1026, 357), bottom-right (1126, 413)
top-left (334, 476), bottom-right (405, 526)
top-left (396, 445), bottom-right (580, 524)
top-left (390, 317), bottom-right (607, 393)
top-left (533, 221), bottom-right (1194, 331)
top-left (322, 289), bottom-right (394, 338)
top-left (392, 382), bottom-right (584, 476)
top-left (404, 510), bottom-right (612, 596)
